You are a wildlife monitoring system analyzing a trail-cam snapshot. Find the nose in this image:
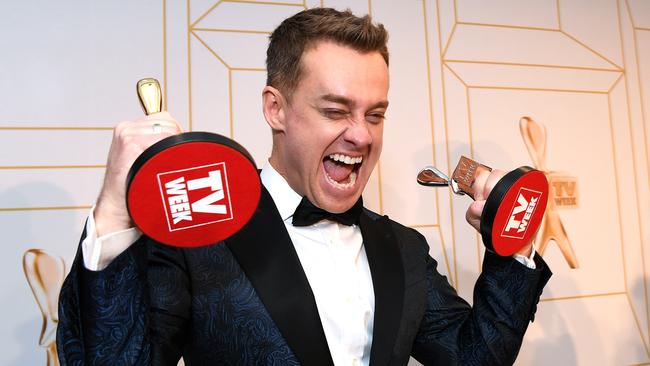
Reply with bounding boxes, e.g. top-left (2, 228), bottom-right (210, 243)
top-left (343, 119), bottom-right (373, 147)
